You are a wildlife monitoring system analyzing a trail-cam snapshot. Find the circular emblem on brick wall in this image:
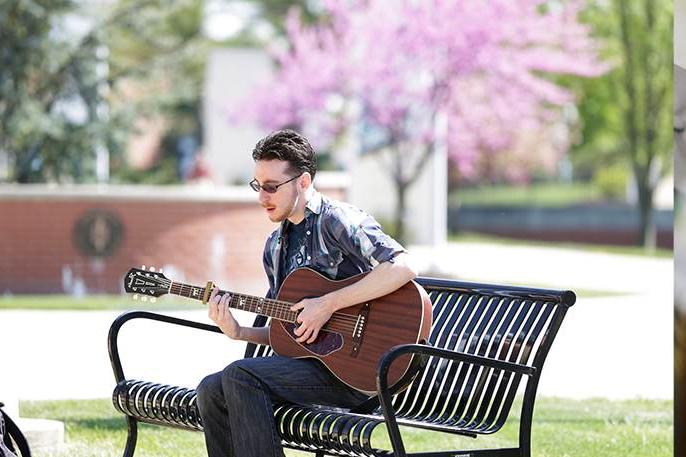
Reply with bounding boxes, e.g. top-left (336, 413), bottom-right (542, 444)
top-left (73, 209), bottom-right (125, 258)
